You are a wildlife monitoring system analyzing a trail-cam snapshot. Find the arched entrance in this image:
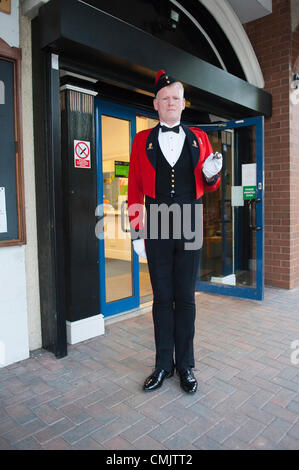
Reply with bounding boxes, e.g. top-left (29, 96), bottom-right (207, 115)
top-left (197, 0), bottom-right (265, 87)
top-left (32, 0), bottom-right (271, 356)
